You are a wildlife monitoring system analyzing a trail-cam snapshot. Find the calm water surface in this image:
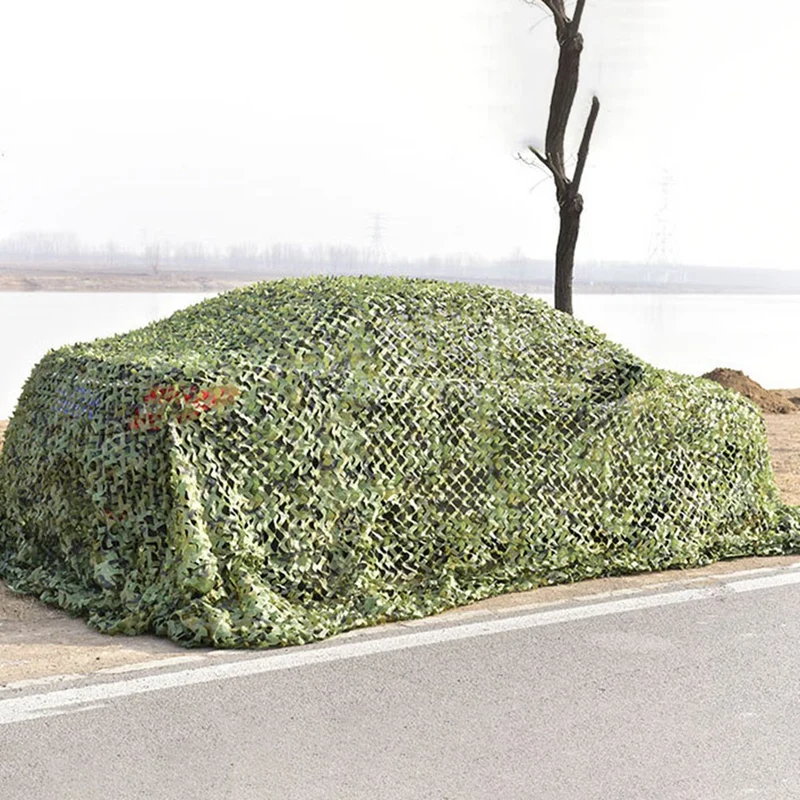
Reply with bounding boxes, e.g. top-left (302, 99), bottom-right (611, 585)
top-left (0, 291), bottom-right (798, 419)
top-left (0, 292), bottom-right (216, 419)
